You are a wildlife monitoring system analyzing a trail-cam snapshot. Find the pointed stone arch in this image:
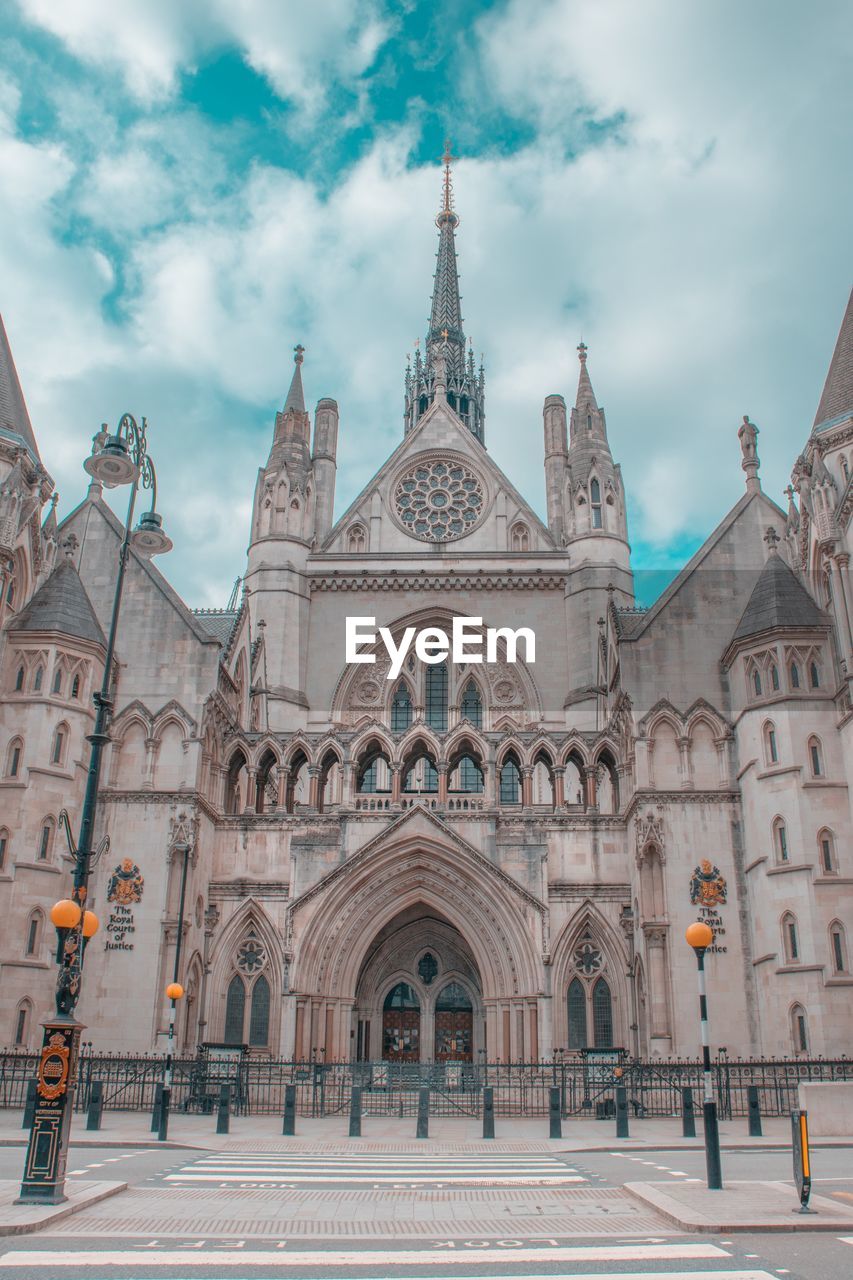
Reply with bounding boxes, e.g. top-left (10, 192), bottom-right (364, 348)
top-left (208, 900), bottom-right (283, 1051)
top-left (551, 903), bottom-right (629, 1052)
